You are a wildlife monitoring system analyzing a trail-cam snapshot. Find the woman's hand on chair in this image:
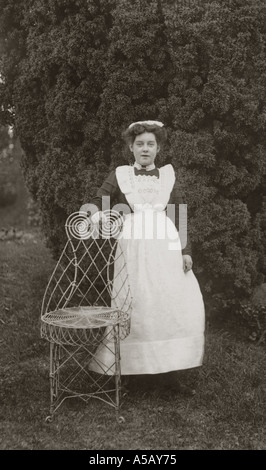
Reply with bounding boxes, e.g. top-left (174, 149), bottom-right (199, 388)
top-left (90, 211), bottom-right (108, 225)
